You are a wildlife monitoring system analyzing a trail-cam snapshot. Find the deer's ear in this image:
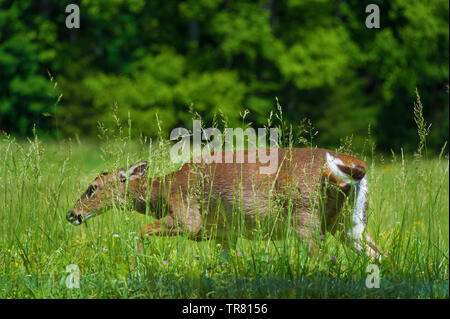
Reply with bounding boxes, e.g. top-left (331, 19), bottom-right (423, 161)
top-left (127, 162), bottom-right (148, 180)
